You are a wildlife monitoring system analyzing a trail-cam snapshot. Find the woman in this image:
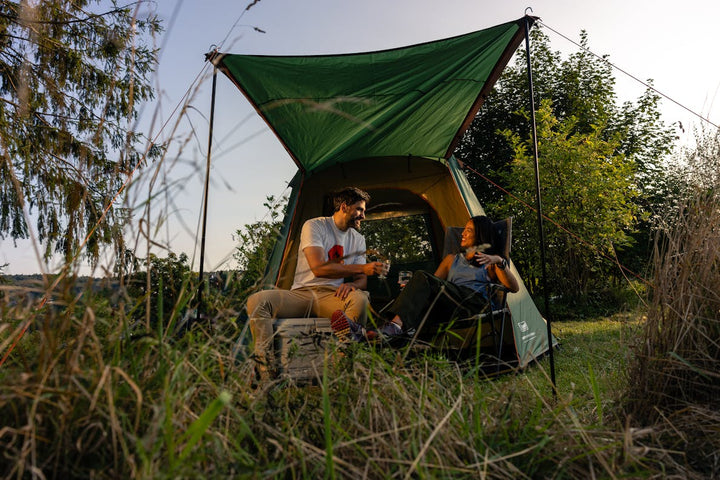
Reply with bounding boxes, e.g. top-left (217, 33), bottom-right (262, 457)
top-left (379, 215), bottom-right (519, 337)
